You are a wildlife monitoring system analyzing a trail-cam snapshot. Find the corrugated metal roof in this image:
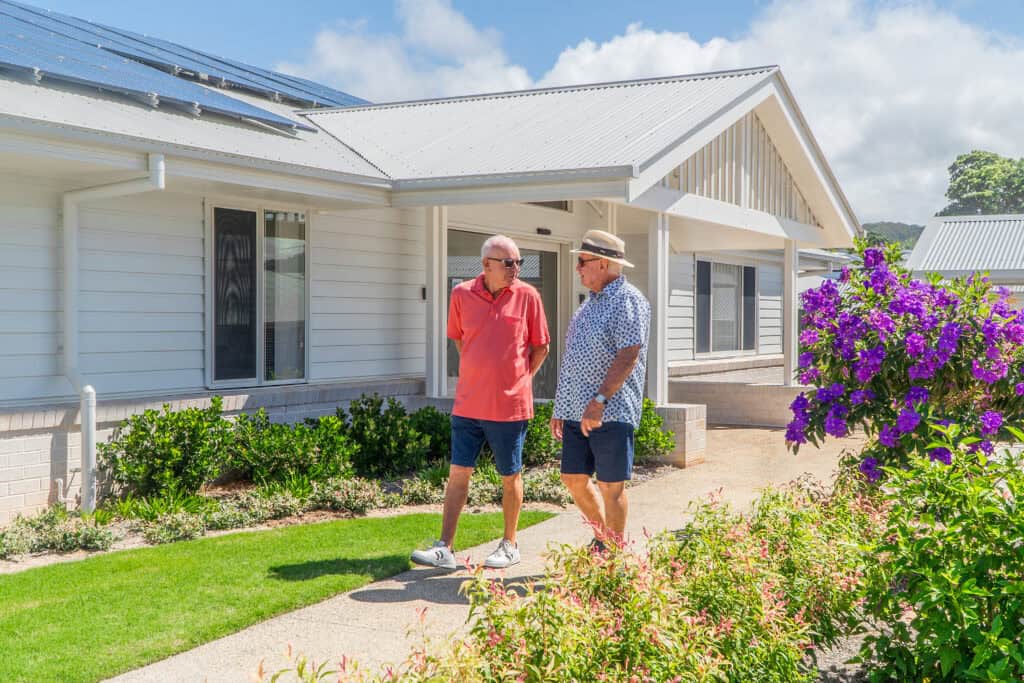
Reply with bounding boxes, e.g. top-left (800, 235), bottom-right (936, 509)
top-left (305, 67), bottom-right (777, 182)
top-left (907, 214), bottom-right (1024, 273)
top-left (0, 76), bottom-right (387, 179)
